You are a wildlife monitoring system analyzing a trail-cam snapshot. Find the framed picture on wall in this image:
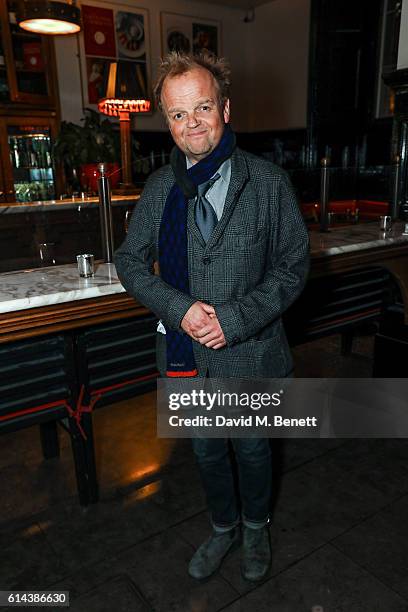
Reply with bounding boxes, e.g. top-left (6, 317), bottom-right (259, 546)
top-left (79, 1), bottom-right (152, 112)
top-left (160, 12), bottom-right (221, 57)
